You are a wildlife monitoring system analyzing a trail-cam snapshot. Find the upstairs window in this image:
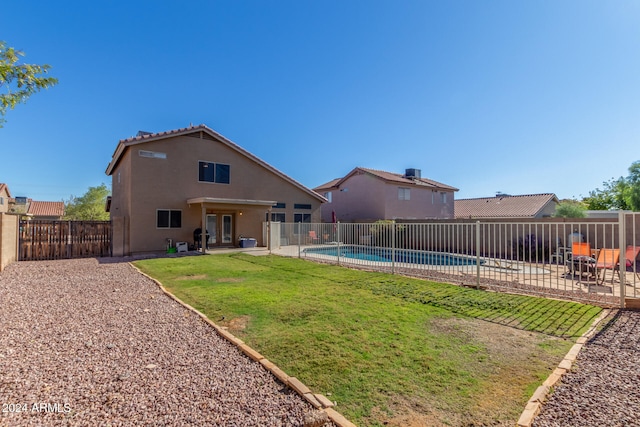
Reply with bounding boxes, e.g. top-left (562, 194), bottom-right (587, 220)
top-left (323, 192), bottom-right (332, 203)
top-left (199, 161), bottom-right (230, 184)
top-left (441, 192), bottom-right (447, 204)
top-left (398, 188), bottom-right (410, 200)
top-left (294, 203), bottom-right (312, 210)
